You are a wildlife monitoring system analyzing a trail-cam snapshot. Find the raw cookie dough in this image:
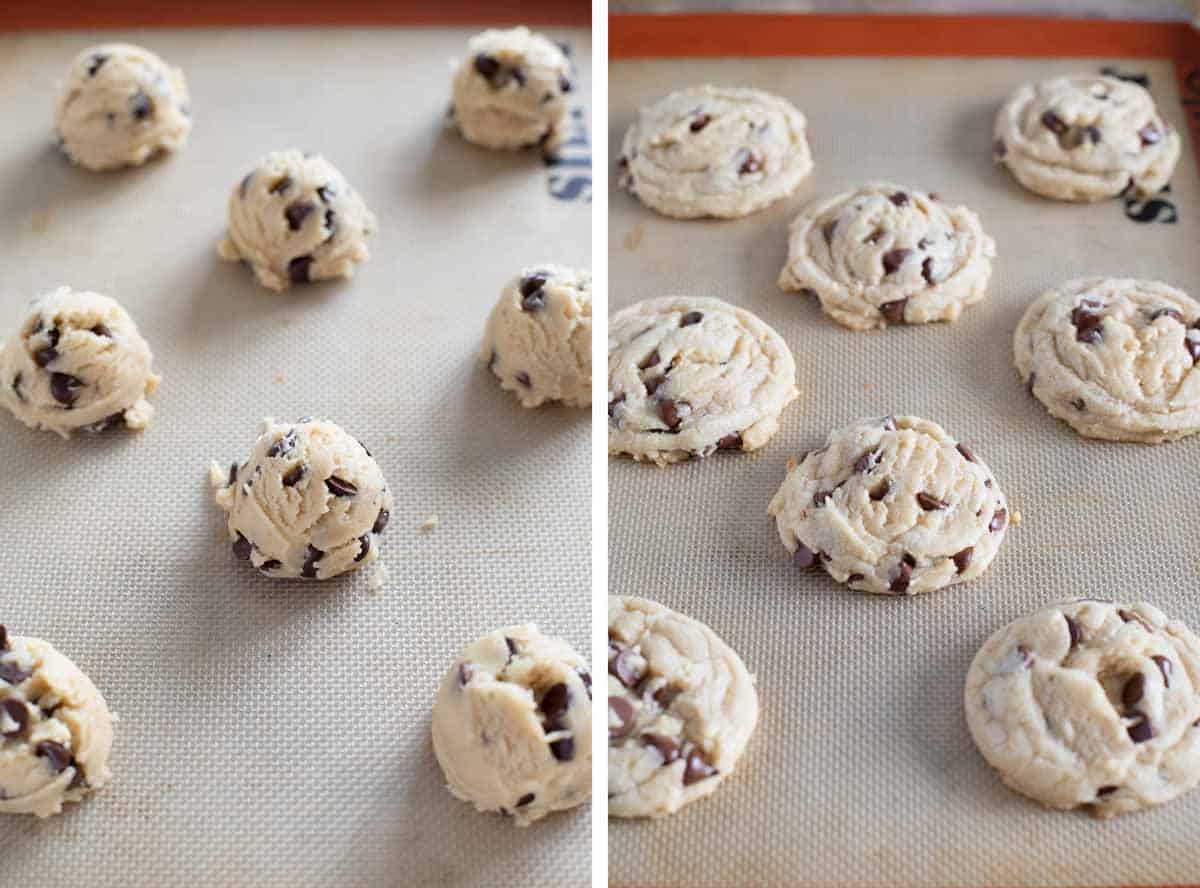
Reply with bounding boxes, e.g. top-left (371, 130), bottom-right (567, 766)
top-left (768, 415), bottom-right (1009, 596)
top-left (608, 596), bottom-right (758, 818)
top-left (966, 600), bottom-right (1200, 817)
top-left (209, 417), bottom-right (393, 581)
top-left (0, 626), bottom-right (113, 818)
top-left (618, 85), bottom-right (813, 219)
top-left (0, 286), bottom-right (159, 438)
top-left (993, 74), bottom-right (1180, 202)
top-left (432, 624), bottom-right (591, 826)
top-left (218, 150), bottom-right (378, 292)
top-left (608, 297), bottom-right (799, 466)
top-left (778, 183), bottom-right (996, 330)
top-left (481, 265), bottom-right (591, 408)
top-left (1014, 277), bottom-right (1200, 443)
top-left (450, 27), bottom-right (573, 153)
top-left (55, 42), bottom-right (191, 171)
